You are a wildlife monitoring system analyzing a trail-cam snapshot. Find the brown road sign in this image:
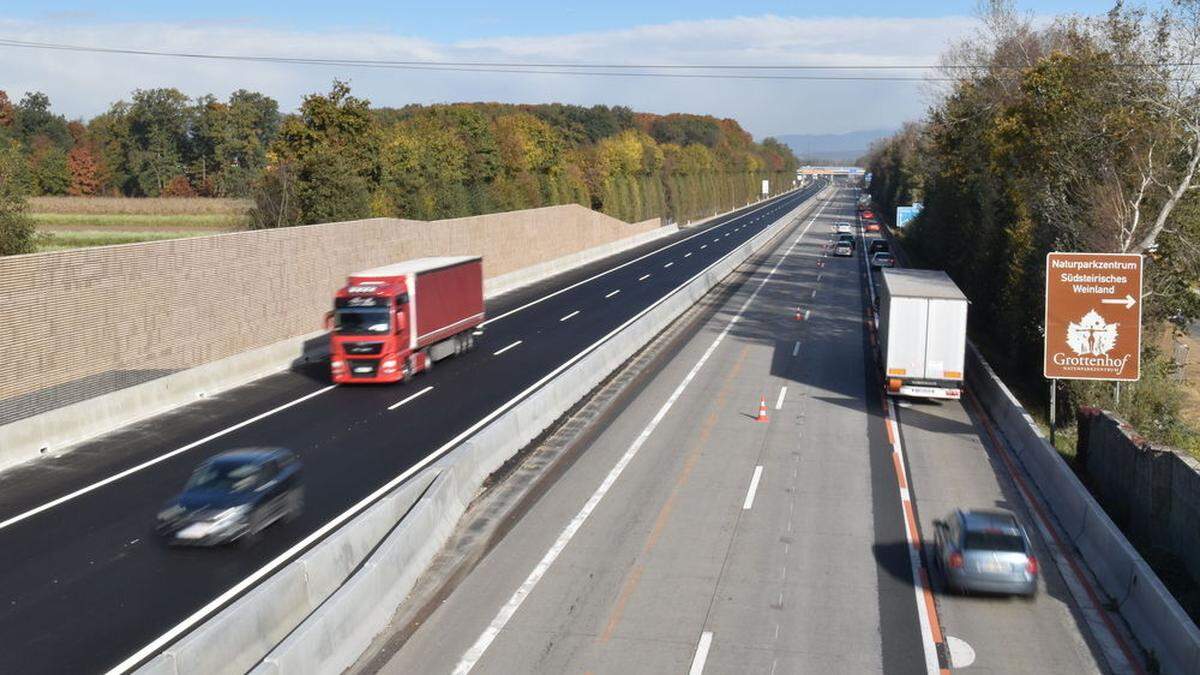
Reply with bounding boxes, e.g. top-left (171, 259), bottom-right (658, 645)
top-left (1044, 252), bottom-right (1143, 381)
